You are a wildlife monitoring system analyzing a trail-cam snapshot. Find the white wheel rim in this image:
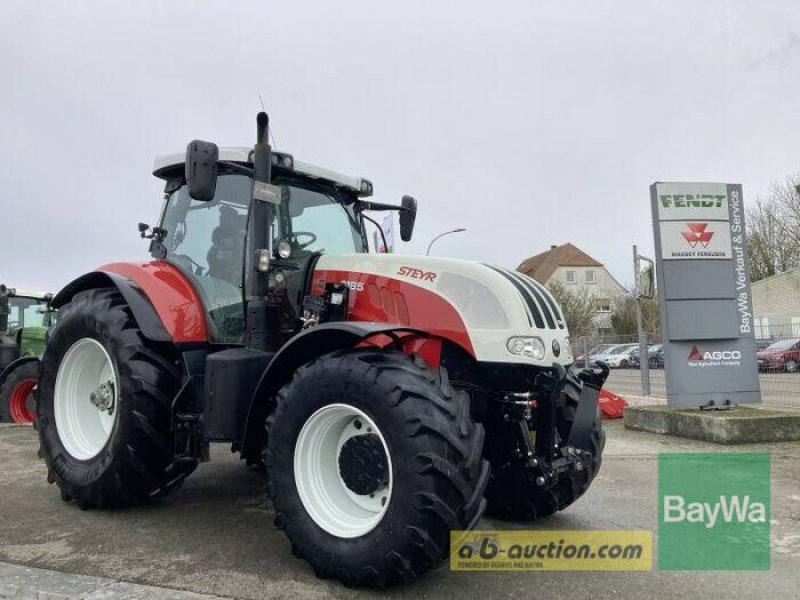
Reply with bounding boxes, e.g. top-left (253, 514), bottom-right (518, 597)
top-left (294, 403), bottom-right (393, 538)
top-left (54, 338), bottom-right (119, 461)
